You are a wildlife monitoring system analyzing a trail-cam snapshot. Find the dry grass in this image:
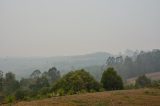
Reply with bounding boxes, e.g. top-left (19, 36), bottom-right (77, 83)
top-left (3, 88), bottom-right (160, 106)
